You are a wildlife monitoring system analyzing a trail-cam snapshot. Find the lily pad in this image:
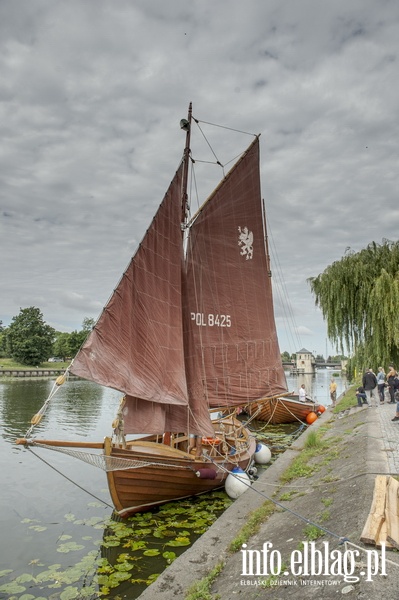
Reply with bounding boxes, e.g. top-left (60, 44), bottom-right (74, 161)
top-left (143, 549), bottom-right (160, 557)
top-left (57, 542), bottom-right (85, 553)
